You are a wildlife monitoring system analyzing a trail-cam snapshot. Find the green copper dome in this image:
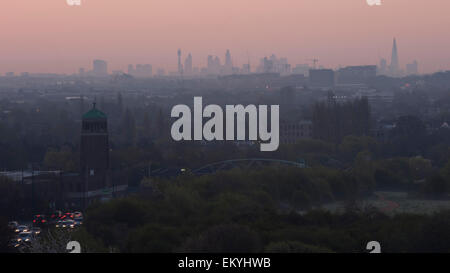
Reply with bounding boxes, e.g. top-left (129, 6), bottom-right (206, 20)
top-left (83, 103), bottom-right (107, 119)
